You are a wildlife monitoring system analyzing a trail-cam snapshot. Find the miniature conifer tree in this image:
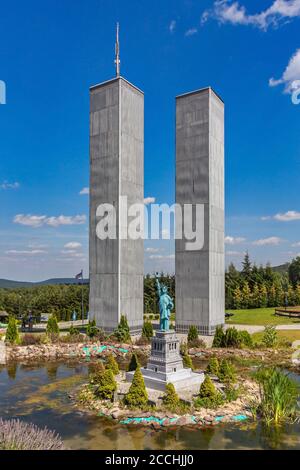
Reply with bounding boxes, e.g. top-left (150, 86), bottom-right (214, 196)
top-left (124, 366), bottom-right (148, 408)
top-left (162, 383), bottom-right (180, 409)
top-left (183, 353), bottom-right (194, 370)
top-left (5, 316), bottom-right (20, 345)
top-left (199, 375), bottom-right (217, 399)
top-left (127, 352), bottom-right (139, 372)
top-left (106, 354), bottom-right (119, 375)
top-left (206, 356), bottom-right (220, 375)
top-left (46, 315), bottom-right (59, 335)
top-left (96, 368), bottom-right (117, 400)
